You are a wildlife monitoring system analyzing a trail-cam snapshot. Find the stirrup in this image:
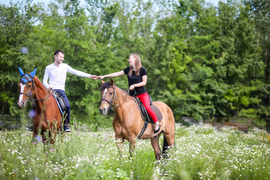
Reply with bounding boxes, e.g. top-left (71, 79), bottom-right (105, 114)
top-left (153, 124), bottom-right (161, 134)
